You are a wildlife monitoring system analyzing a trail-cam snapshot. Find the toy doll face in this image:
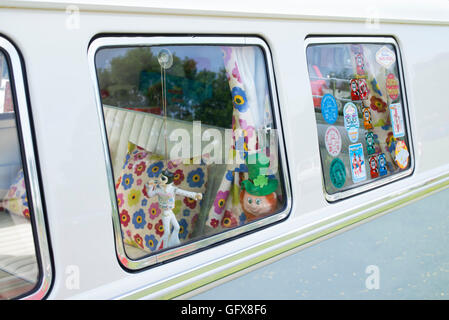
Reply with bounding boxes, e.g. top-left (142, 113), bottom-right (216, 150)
top-left (241, 190), bottom-right (277, 216)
